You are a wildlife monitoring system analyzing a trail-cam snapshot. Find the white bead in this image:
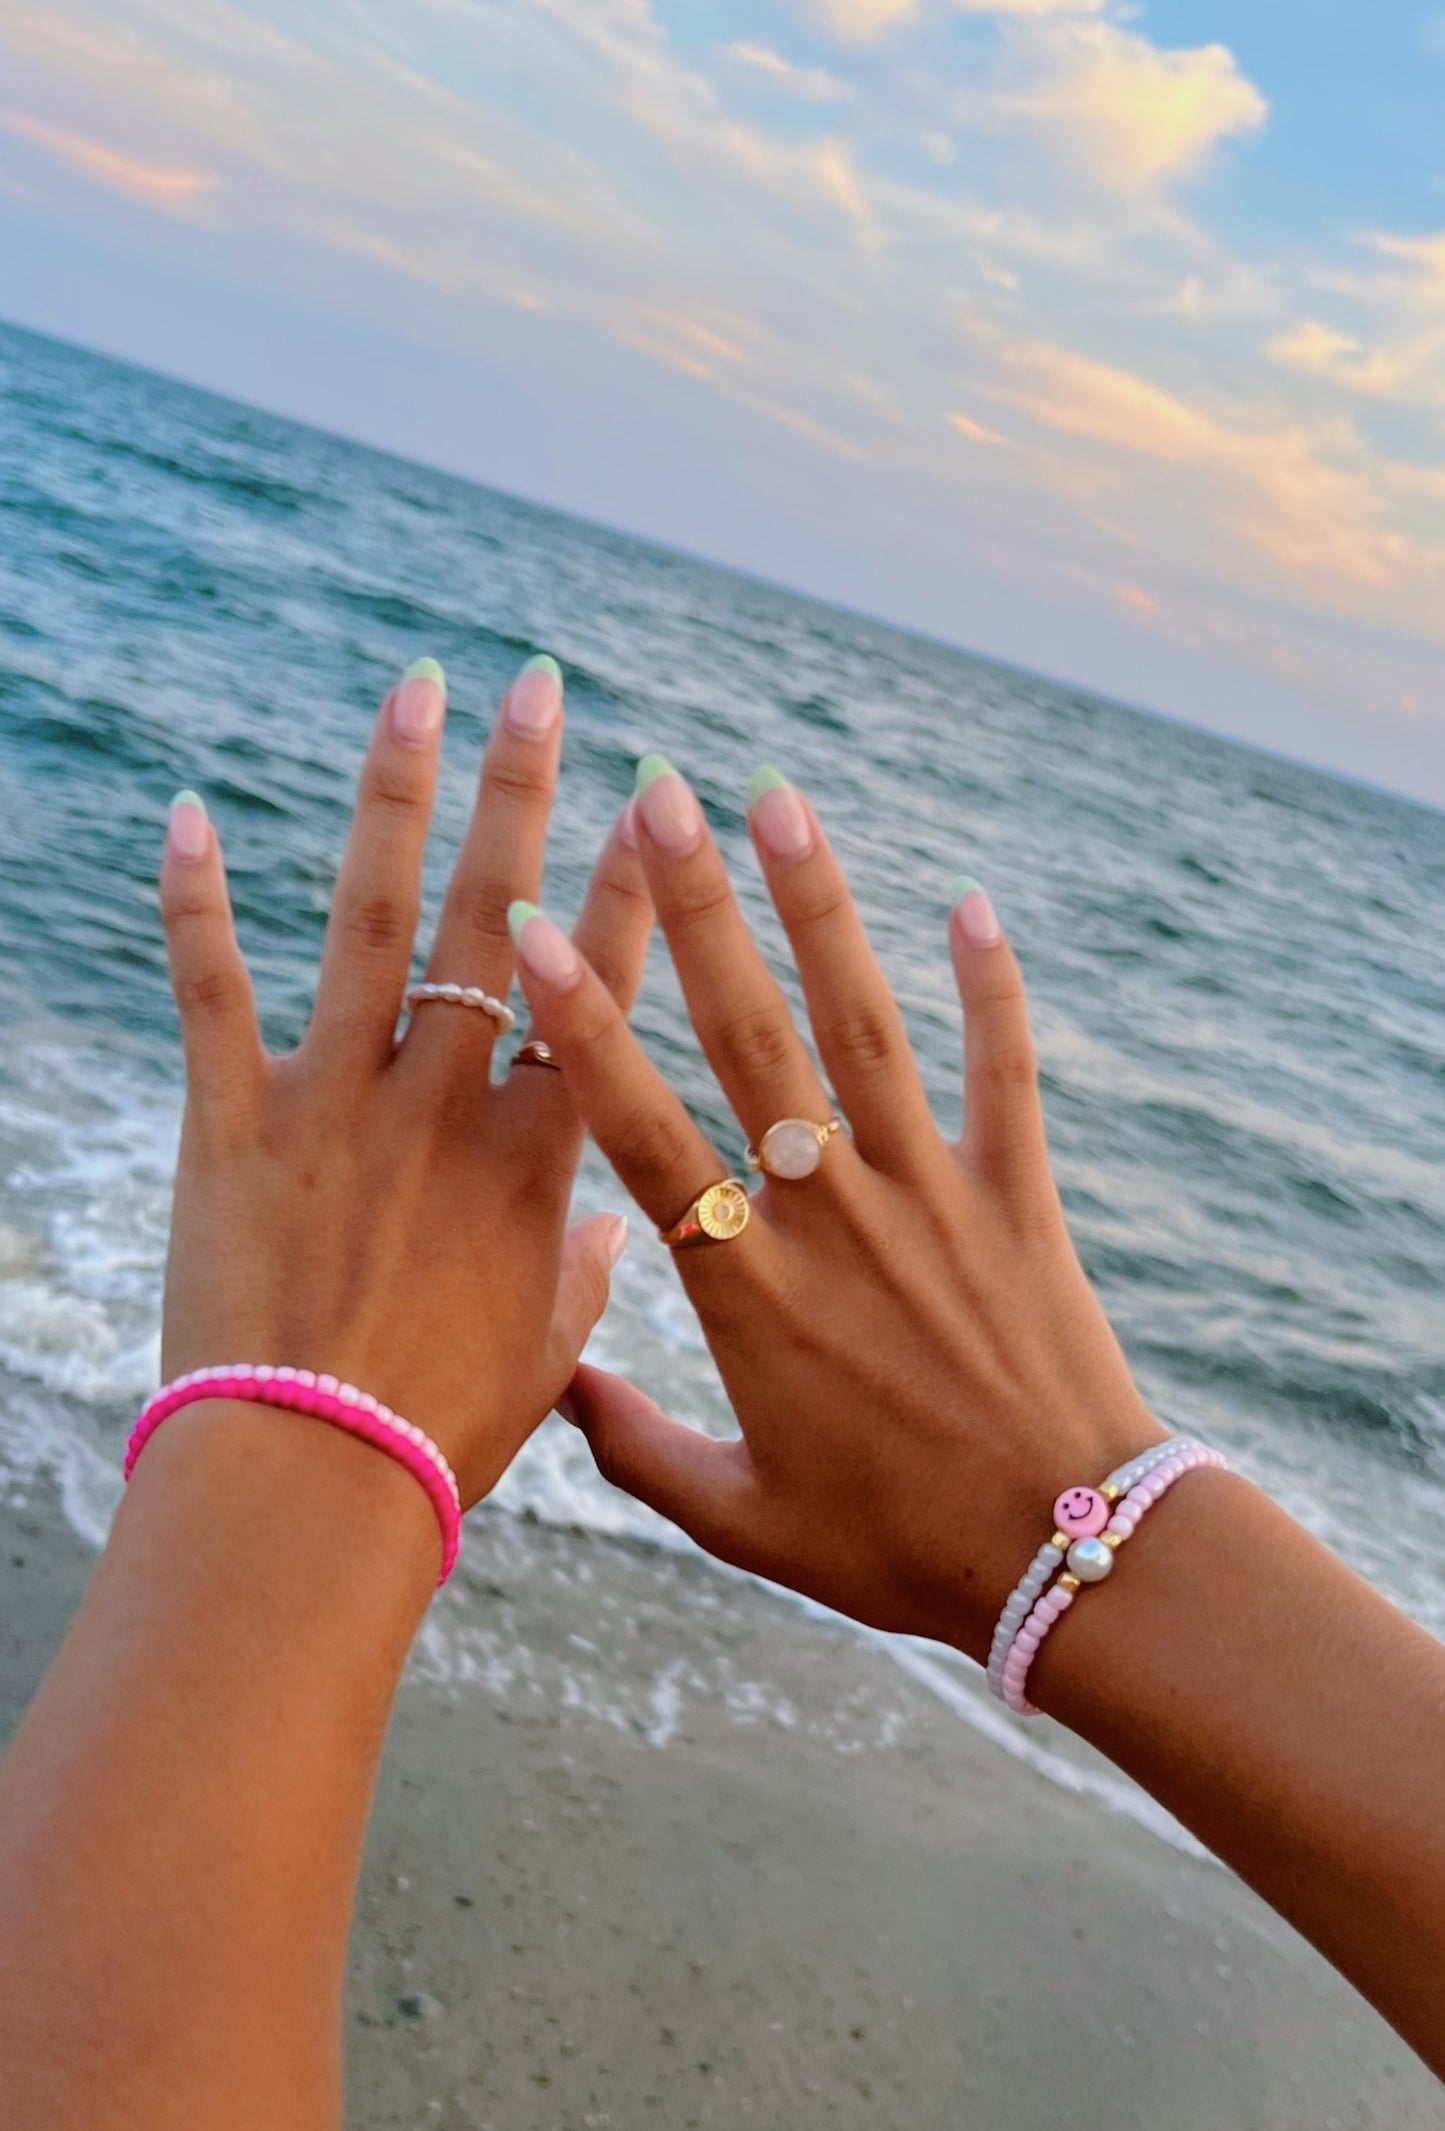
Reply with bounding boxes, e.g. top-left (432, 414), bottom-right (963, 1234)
top-left (1066, 1537), bottom-right (1115, 1583)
